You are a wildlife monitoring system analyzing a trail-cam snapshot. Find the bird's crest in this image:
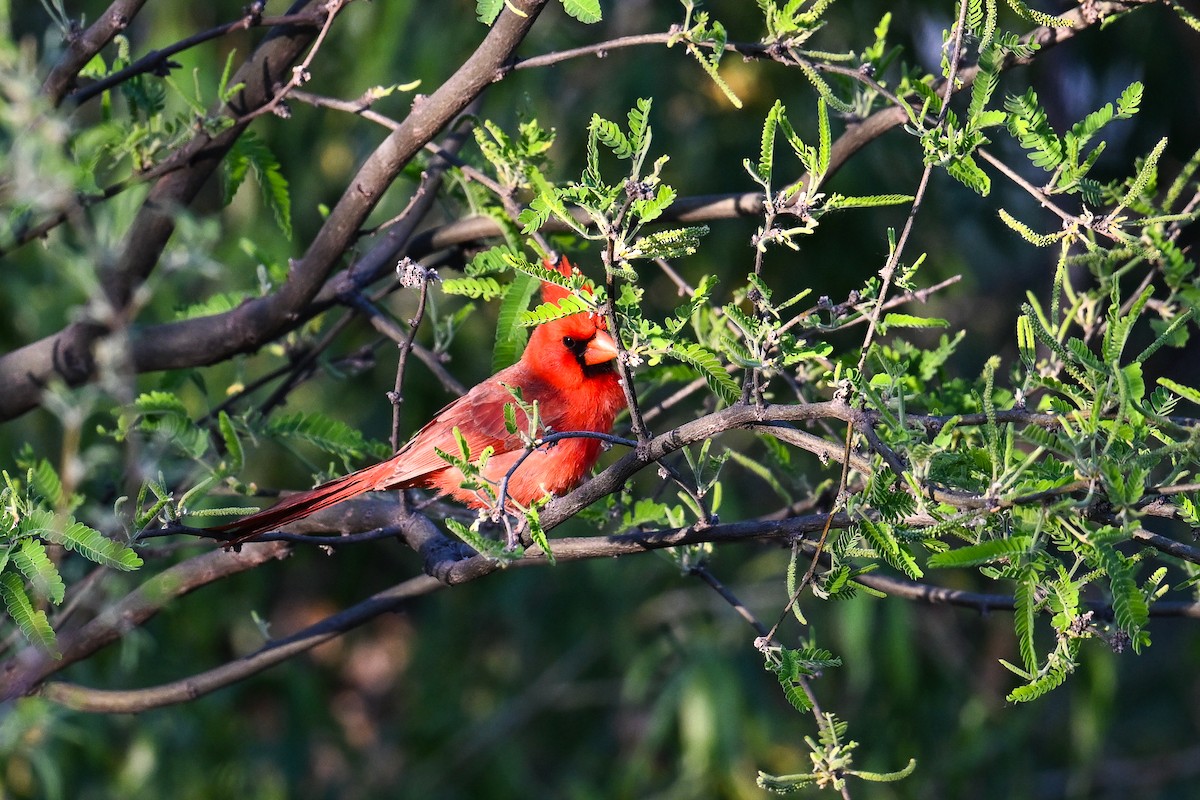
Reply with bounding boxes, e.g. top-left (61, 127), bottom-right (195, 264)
top-left (541, 254), bottom-right (589, 305)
